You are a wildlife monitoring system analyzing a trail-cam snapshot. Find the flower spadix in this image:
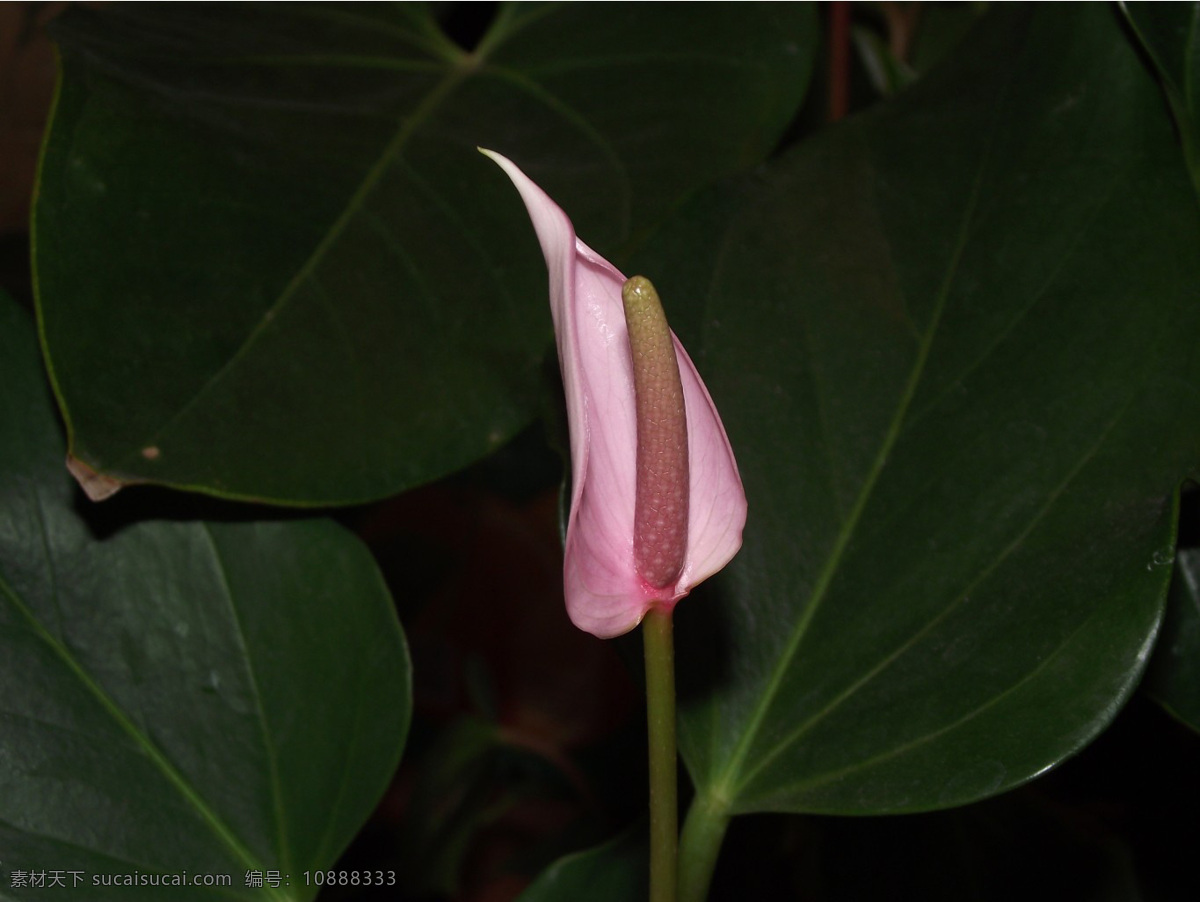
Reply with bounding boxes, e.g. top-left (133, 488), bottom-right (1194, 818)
top-left (482, 150), bottom-right (747, 639)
